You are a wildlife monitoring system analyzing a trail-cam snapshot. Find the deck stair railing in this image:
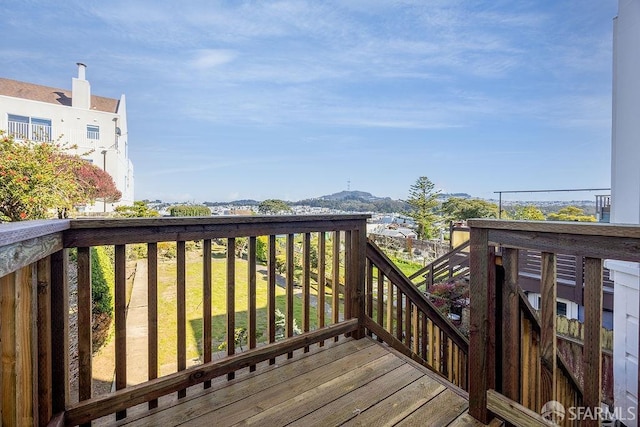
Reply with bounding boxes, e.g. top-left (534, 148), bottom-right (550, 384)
top-left (468, 219), bottom-right (639, 427)
top-left (408, 240), bottom-right (470, 290)
top-left (364, 240), bottom-right (469, 389)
